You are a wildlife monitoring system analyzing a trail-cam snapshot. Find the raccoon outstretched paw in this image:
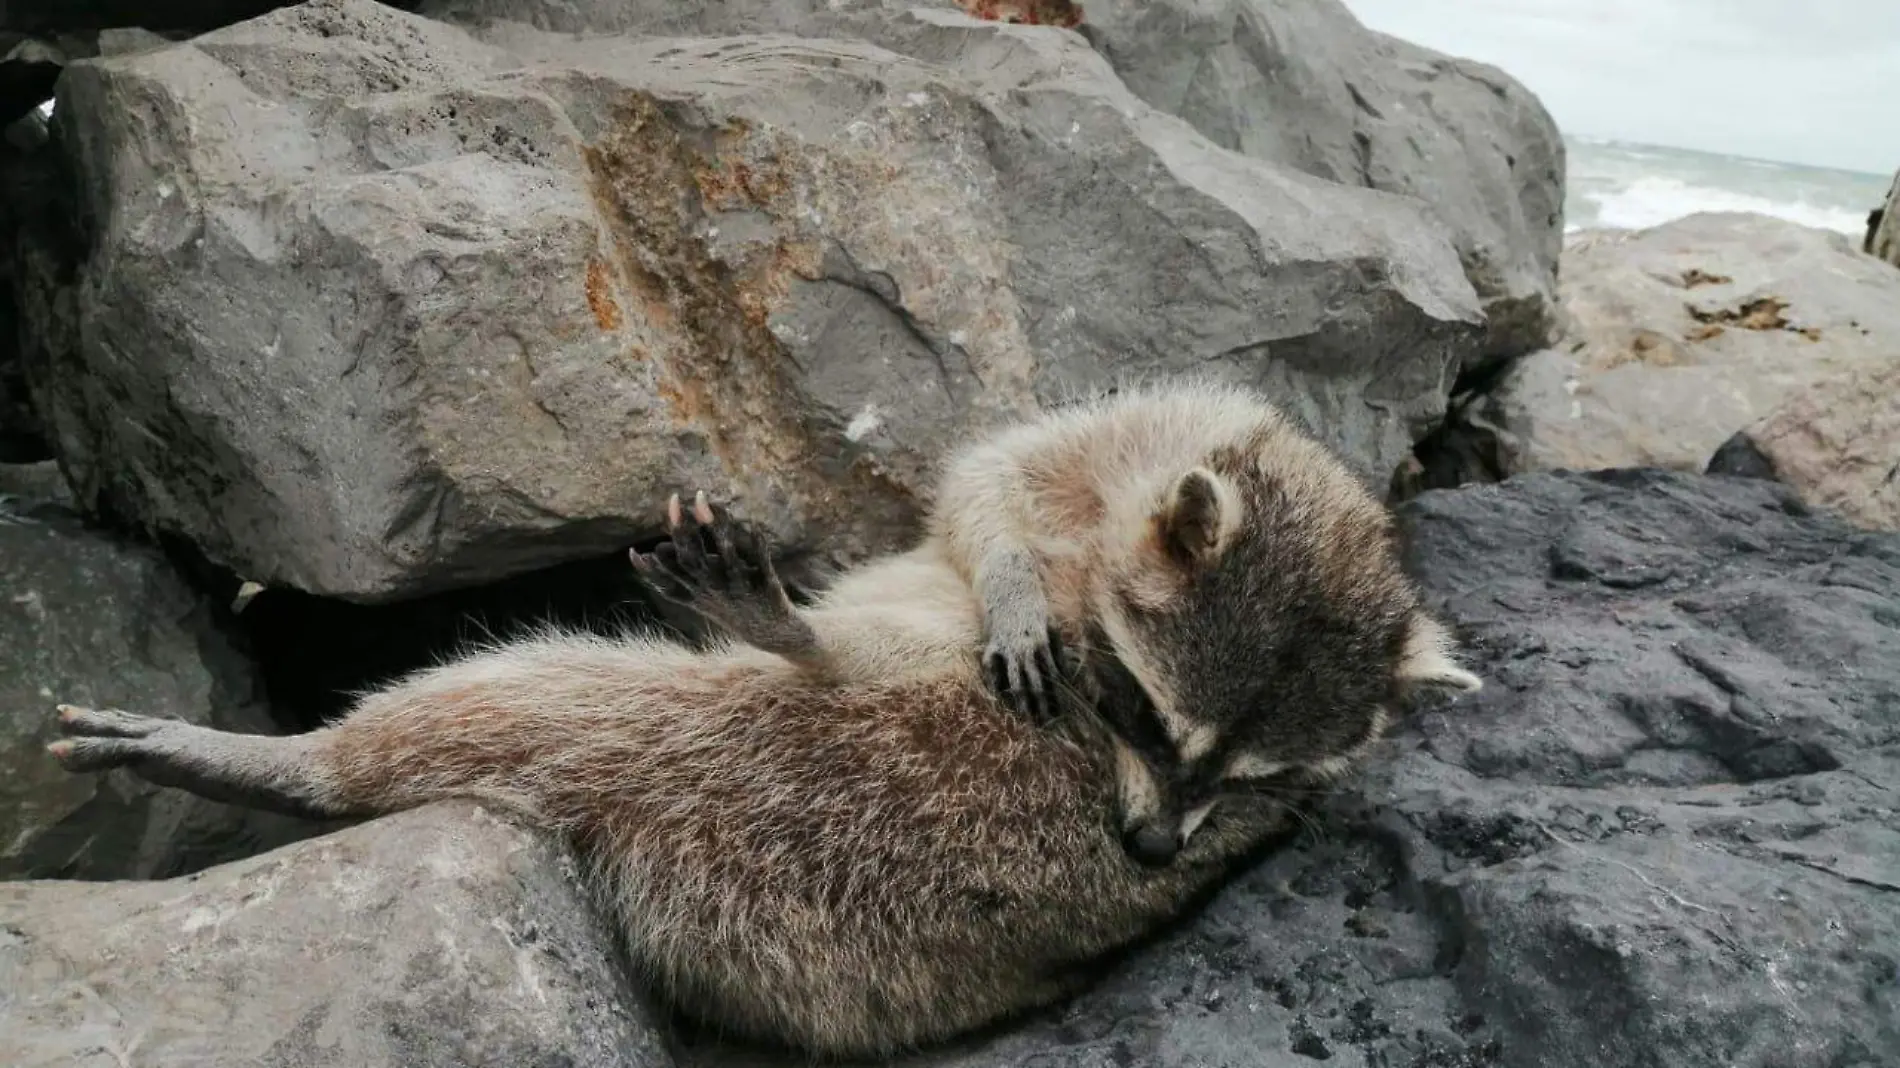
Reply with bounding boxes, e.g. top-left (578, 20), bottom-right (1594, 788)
top-left (983, 614), bottom-right (1070, 726)
top-left (631, 491), bottom-right (822, 663)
